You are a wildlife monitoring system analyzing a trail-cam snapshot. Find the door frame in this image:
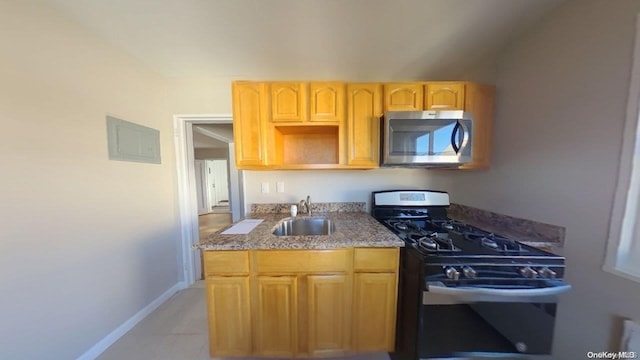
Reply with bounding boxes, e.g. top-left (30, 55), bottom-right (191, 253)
top-left (194, 159), bottom-right (210, 214)
top-left (174, 114), bottom-right (245, 285)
